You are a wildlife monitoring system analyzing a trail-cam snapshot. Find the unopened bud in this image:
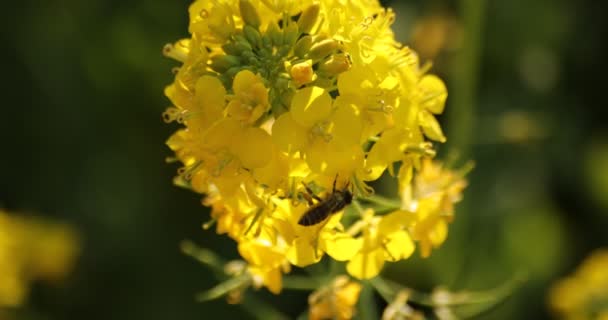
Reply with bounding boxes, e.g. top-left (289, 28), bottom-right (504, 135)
top-left (298, 3), bottom-right (320, 34)
top-left (309, 39), bottom-right (339, 60)
top-left (319, 53), bottom-right (351, 75)
top-left (290, 60), bottom-right (315, 86)
top-left (163, 41), bottom-right (189, 62)
top-left (283, 22), bottom-right (299, 47)
top-left (210, 55), bottom-right (241, 73)
top-left (239, 0), bottom-right (261, 28)
top-left (267, 22), bottom-right (283, 46)
top-left (294, 35), bottom-right (313, 58)
top-left (243, 25), bottom-right (262, 48)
